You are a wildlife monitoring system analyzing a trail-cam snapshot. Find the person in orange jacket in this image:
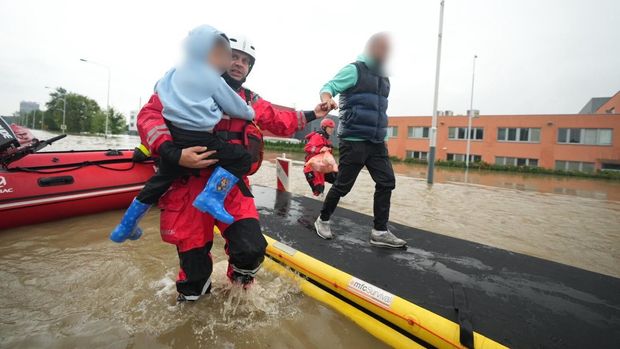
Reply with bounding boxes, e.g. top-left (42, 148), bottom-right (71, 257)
top-left (134, 34), bottom-right (330, 301)
top-left (304, 118), bottom-right (337, 196)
